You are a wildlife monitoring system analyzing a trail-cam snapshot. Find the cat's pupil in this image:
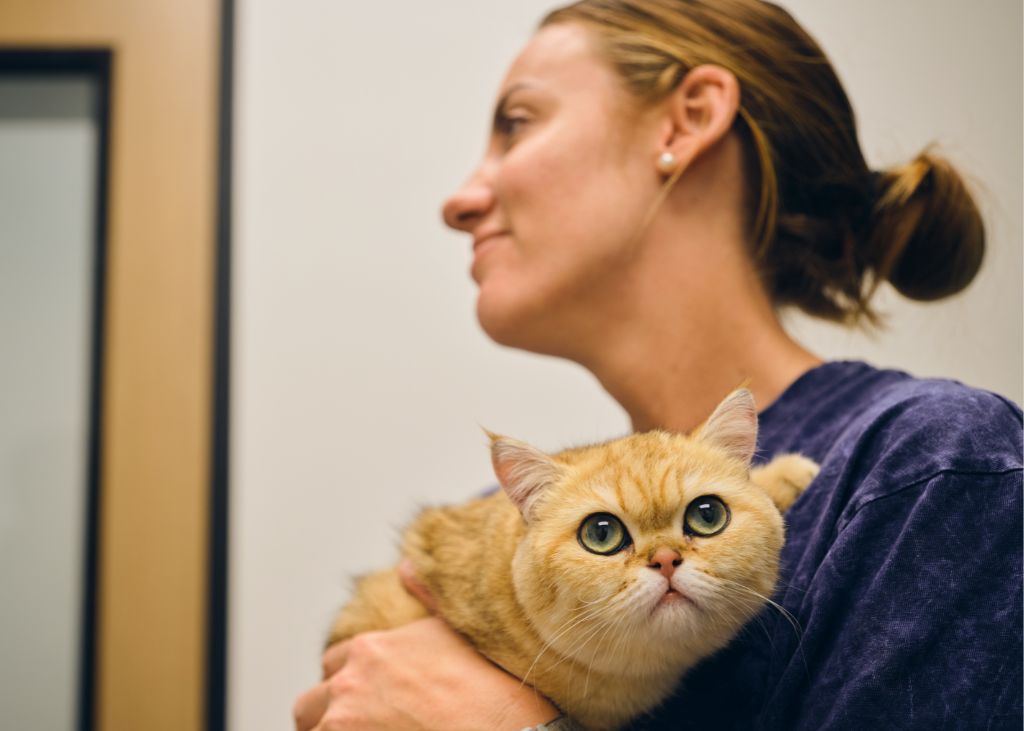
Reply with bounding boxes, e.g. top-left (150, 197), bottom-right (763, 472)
top-left (698, 504), bottom-right (715, 523)
top-left (594, 521), bottom-right (611, 542)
